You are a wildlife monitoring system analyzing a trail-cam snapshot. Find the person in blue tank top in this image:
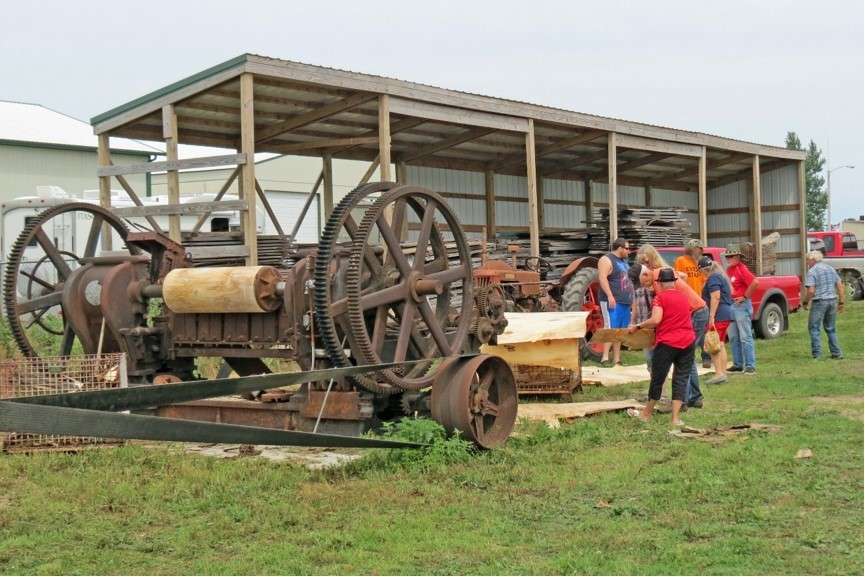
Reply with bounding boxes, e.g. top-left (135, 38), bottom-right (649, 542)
top-left (598, 238), bottom-right (635, 366)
